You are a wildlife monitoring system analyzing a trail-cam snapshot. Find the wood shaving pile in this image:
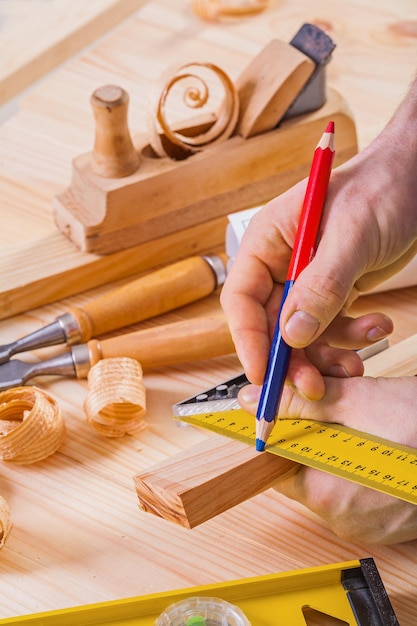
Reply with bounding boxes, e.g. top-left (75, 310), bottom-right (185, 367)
top-left (149, 61), bottom-right (239, 159)
top-left (0, 386), bottom-right (65, 464)
top-left (84, 357), bottom-right (147, 437)
top-left (0, 359), bottom-right (147, 549)
top-left (192, 0), bottom-right (268, 20)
